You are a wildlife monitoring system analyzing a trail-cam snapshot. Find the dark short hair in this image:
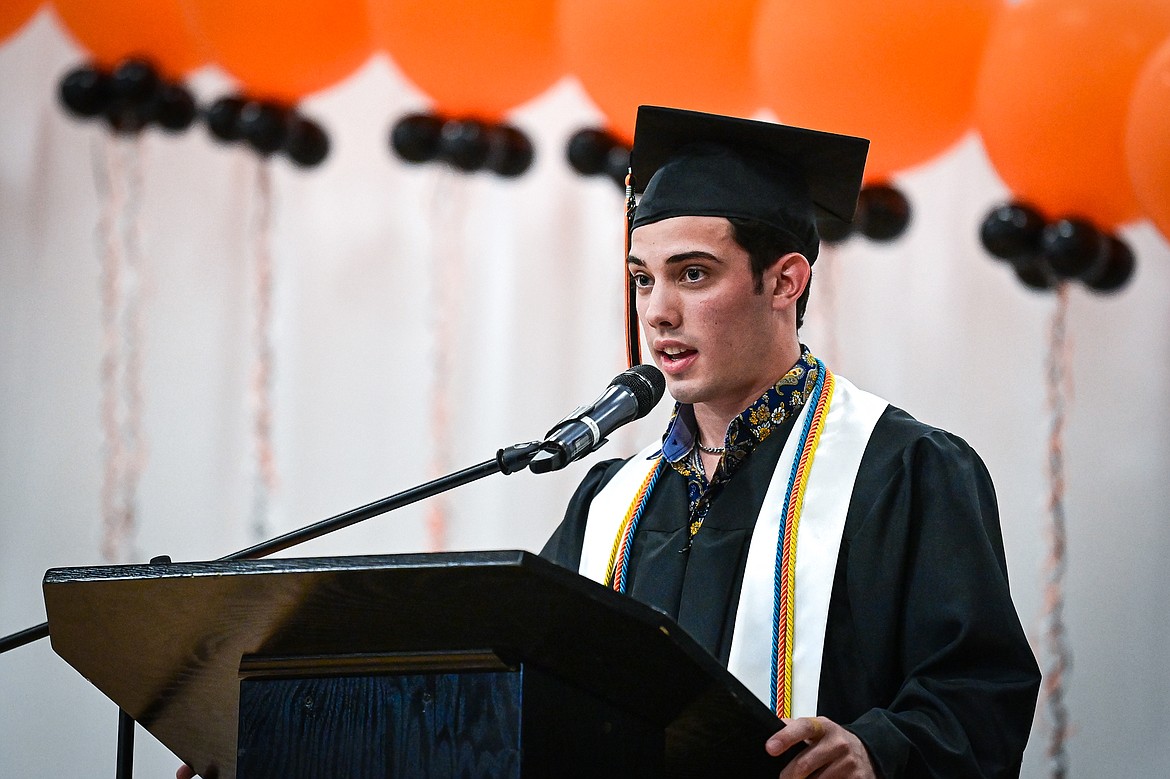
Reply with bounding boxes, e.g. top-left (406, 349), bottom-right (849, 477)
top-left (727, 217), bottom-right (815, 329)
